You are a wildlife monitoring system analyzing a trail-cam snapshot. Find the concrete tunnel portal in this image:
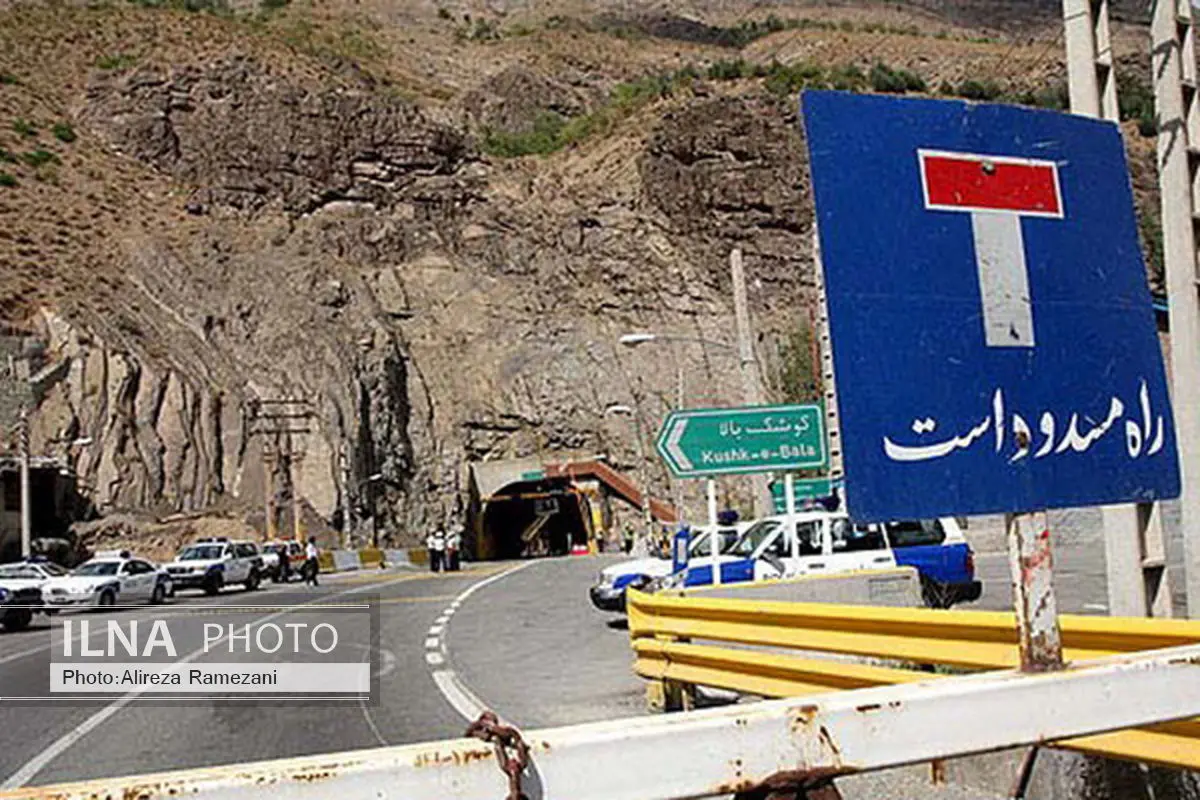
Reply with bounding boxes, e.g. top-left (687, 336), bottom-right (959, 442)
top-left (466, 457), bottom-right (678, 561)
top-left (478, 479), bottom-right (591, 559)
